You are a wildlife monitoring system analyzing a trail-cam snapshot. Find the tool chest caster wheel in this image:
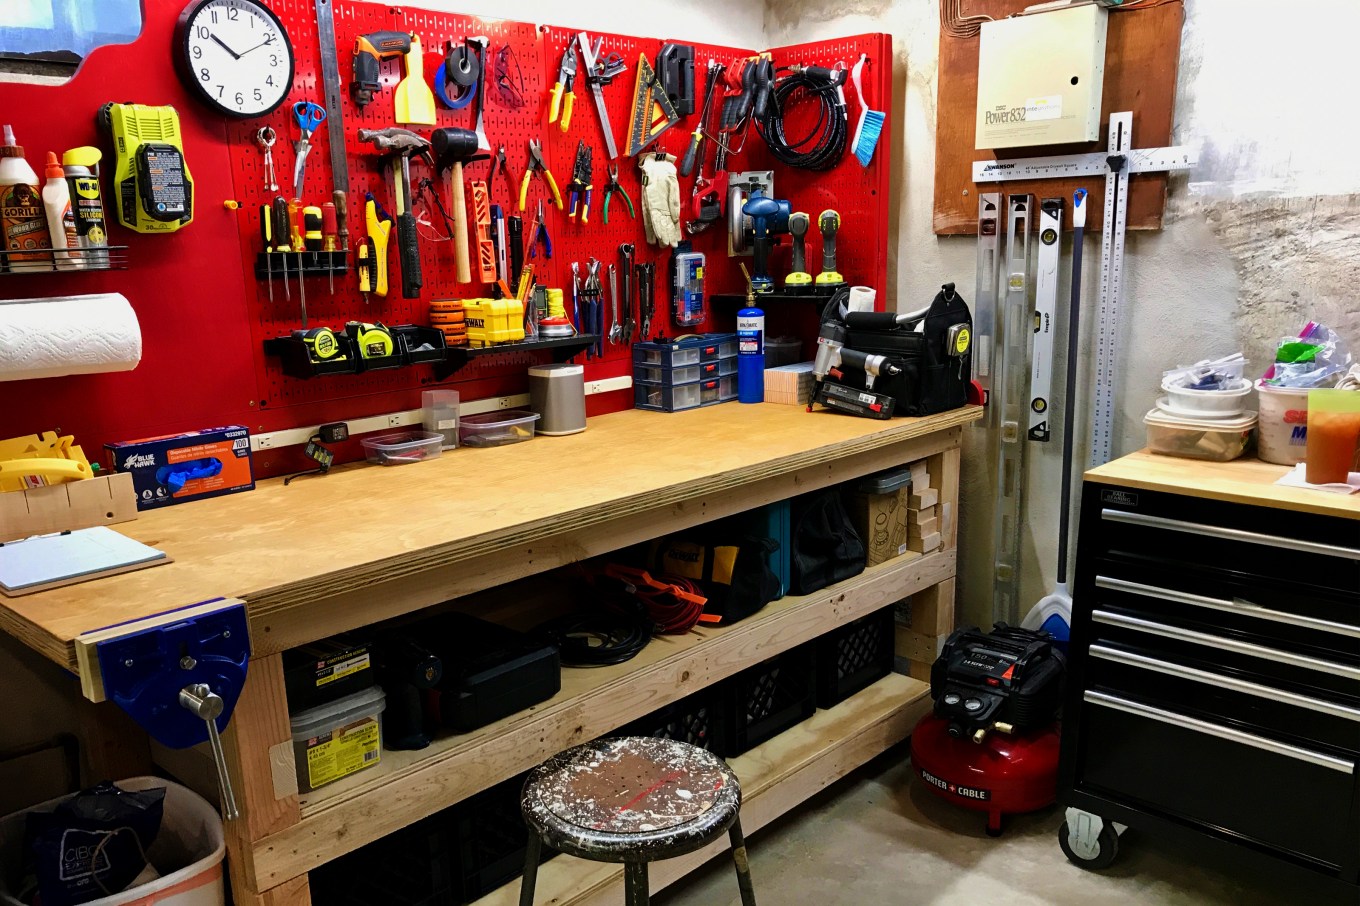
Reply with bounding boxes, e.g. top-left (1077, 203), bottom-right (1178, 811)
top-left (1059, 809), bottom-right (1120, 870)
